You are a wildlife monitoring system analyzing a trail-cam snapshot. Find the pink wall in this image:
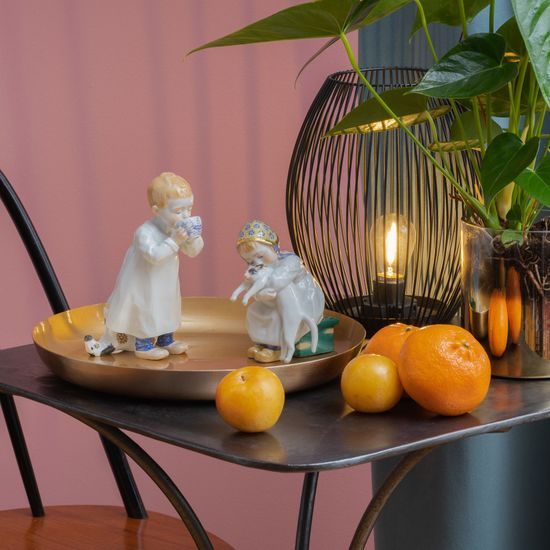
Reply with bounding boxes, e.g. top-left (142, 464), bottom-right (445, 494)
top-left (0, 1), bottom-right (374, 548)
